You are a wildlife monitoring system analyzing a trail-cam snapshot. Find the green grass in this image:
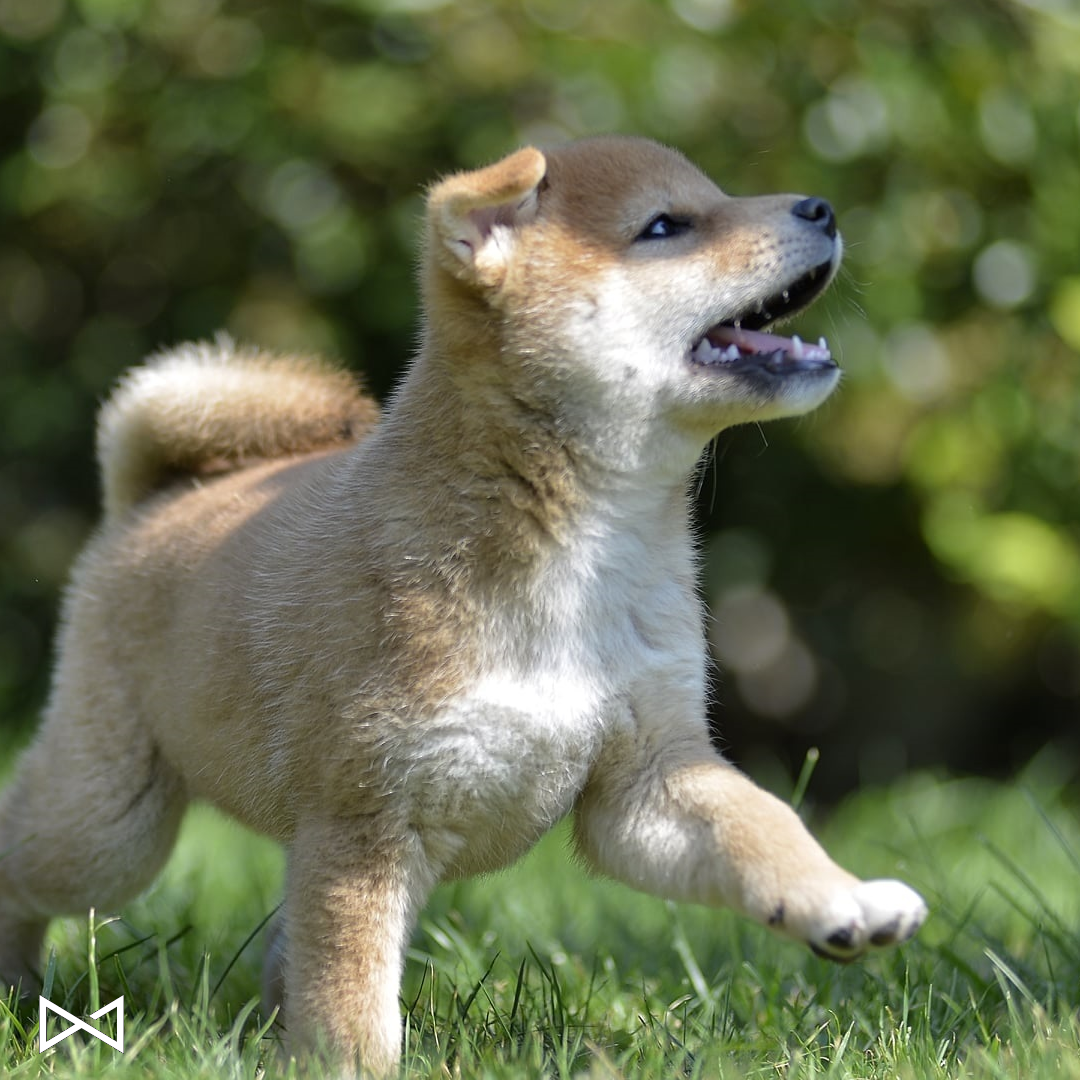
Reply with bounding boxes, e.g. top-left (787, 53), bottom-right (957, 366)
top-left (3, 749), bottom-right (1080, 1078)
